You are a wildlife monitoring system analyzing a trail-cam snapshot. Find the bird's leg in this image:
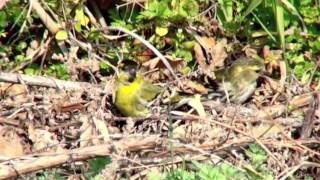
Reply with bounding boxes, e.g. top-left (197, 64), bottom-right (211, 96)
top-left (222, 79), bottom-right (231, 104)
